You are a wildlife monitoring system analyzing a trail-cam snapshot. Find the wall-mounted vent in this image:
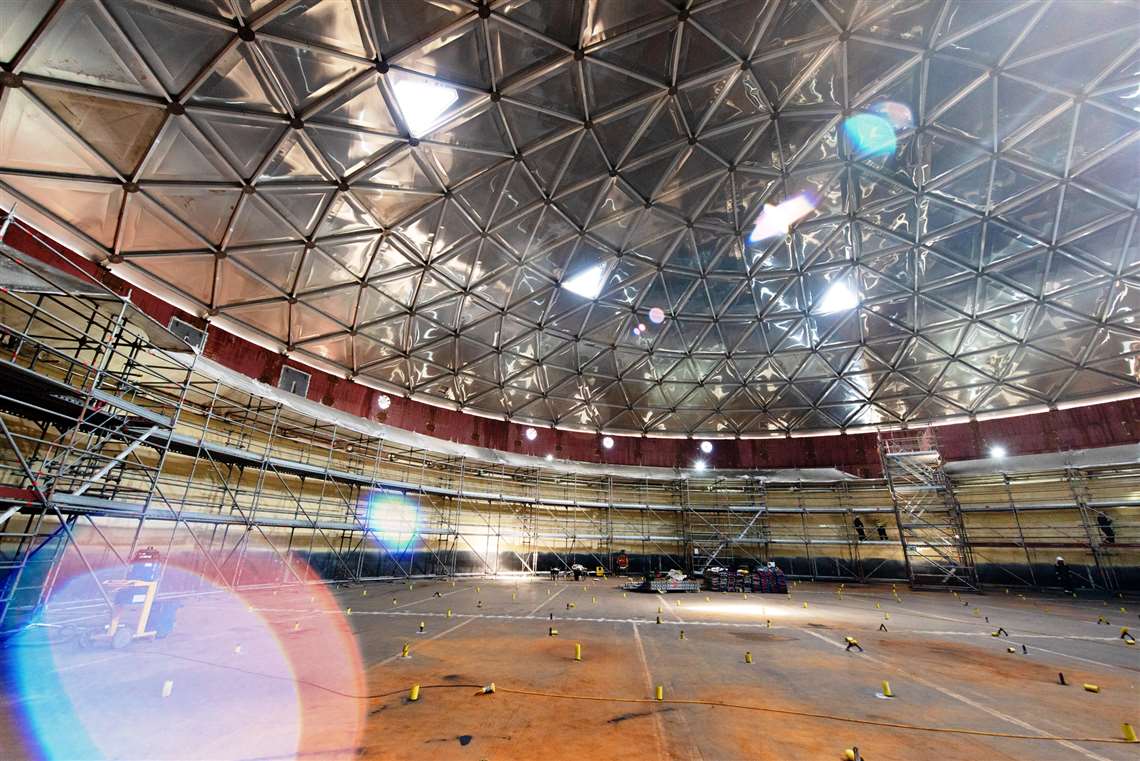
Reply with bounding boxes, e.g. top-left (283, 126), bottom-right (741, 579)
top-left (168, 316), bottom-right (205, 350)
top-left (279, 365), bottom-right (310, 397)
